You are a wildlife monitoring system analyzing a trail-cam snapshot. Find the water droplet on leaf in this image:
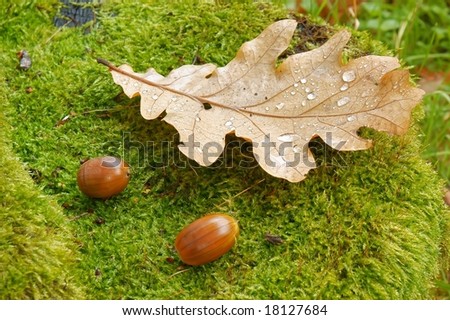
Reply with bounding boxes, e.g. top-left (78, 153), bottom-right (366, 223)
top-left (342, 70), bottom-right (356, 82)
top-left (307, 93), bottom-right (316, 100)
top-left (278, 134), bottom-right (297, 142)
top-left (276, 102), bottom-right (285, 110)
top-left (337, 96), bottom-right (350, 107)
